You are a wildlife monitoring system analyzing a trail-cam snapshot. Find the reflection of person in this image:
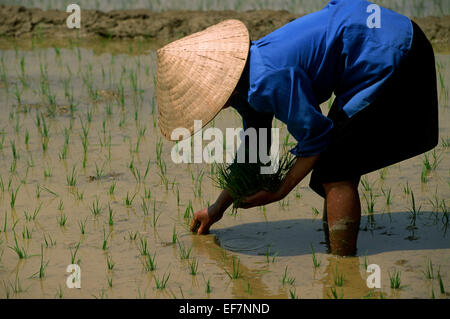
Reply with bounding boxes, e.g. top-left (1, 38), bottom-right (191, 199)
top-left (156, 0), bottom-right (438, 256)
top-left (320, 256), bottom-right (371, 299)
